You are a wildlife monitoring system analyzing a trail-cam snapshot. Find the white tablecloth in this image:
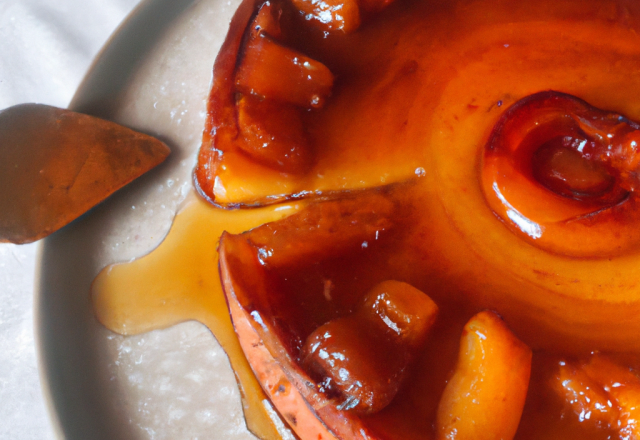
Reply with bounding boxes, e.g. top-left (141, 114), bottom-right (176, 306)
top-left (0, 1), bottom-right (141, 437)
